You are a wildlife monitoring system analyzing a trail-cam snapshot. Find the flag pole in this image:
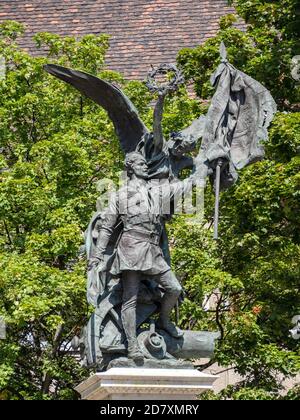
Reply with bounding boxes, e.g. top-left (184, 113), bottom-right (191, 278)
top-left (214, 159), bottom-right (222, 240)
